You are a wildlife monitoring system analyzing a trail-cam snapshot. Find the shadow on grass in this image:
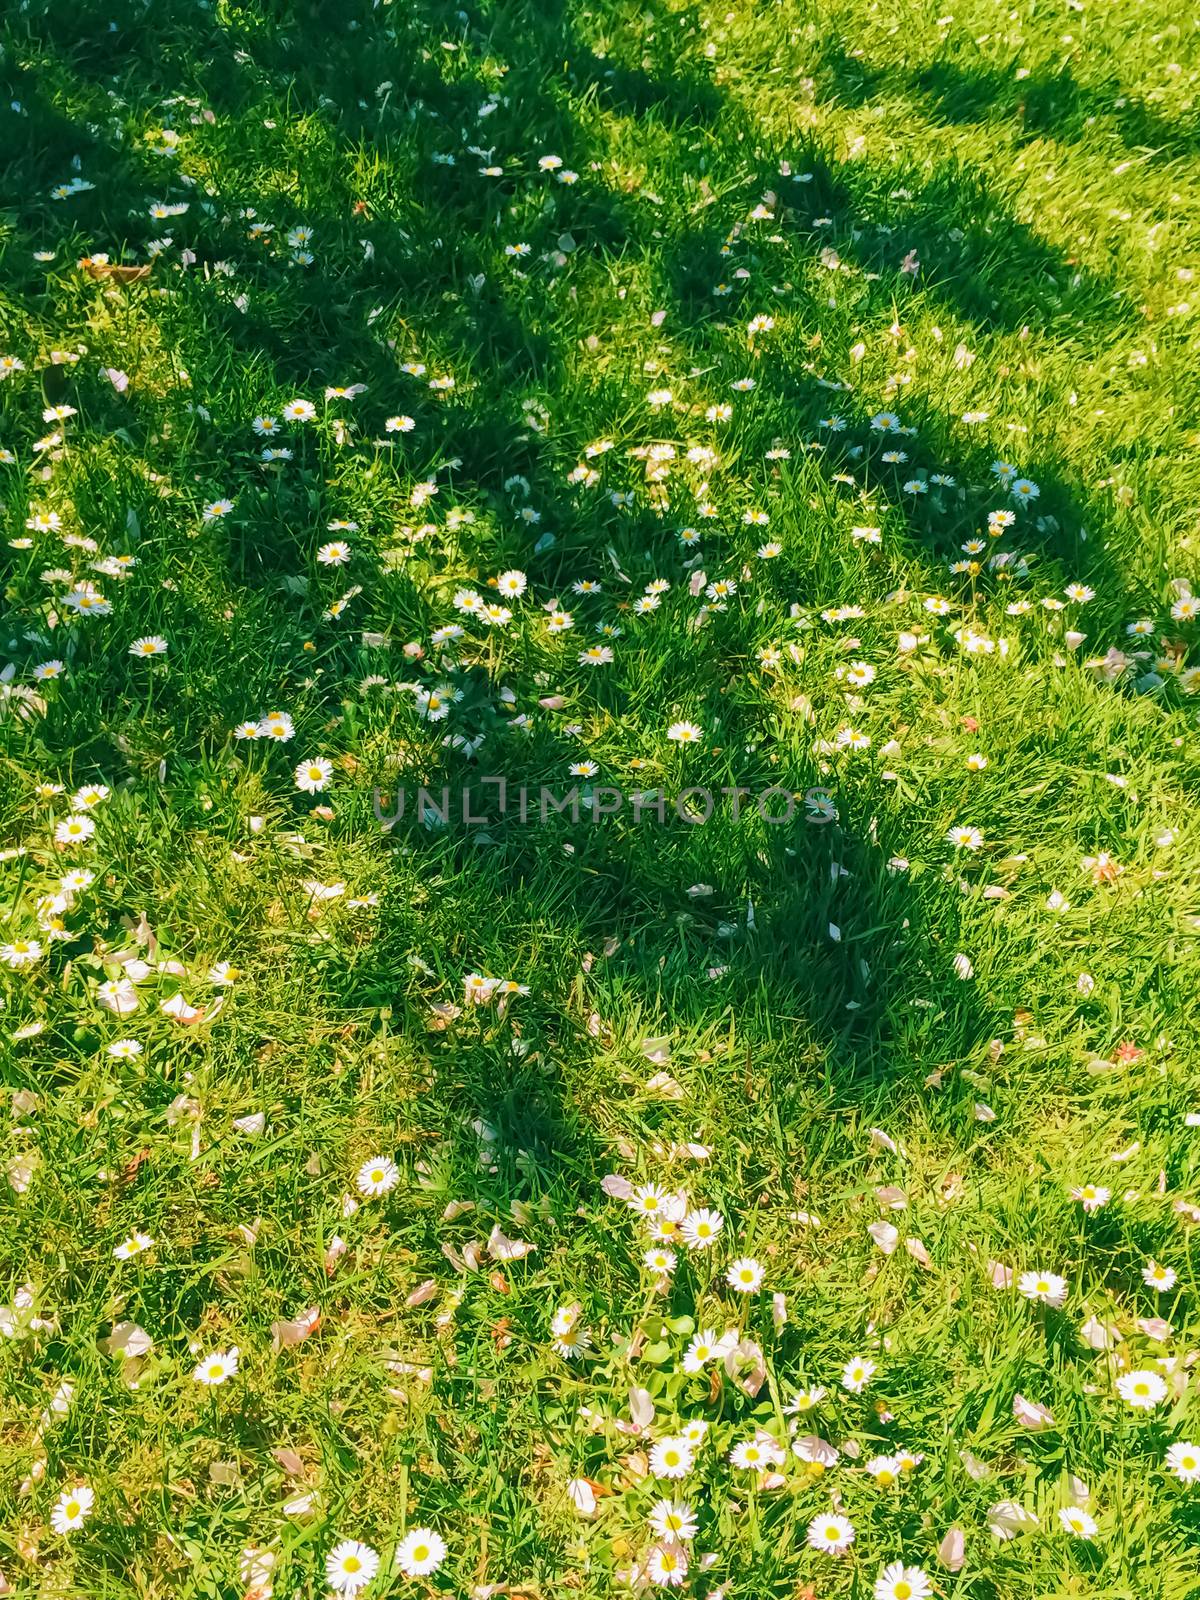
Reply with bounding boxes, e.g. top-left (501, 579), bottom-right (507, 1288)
top-left (0, 0), bottom-right (1156, 1180)
top-left (818, 43), bottom-right (1200, 164)
top-left (3, 7), bottom-right (1173, 1588)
